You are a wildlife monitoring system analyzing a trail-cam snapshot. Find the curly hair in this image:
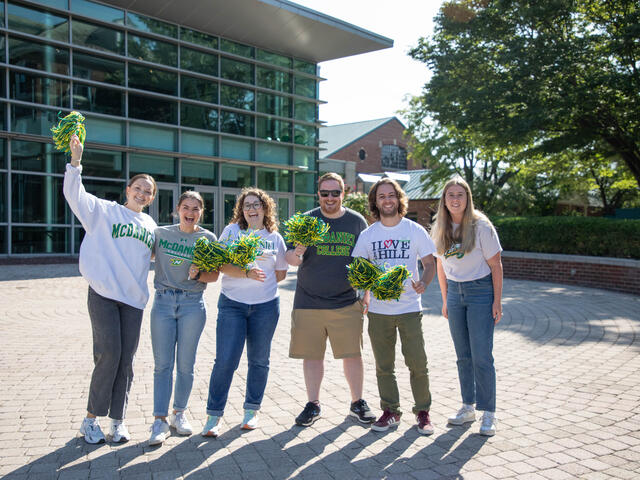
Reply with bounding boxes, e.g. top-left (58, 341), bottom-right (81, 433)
top-left (368, 177), bottom-right (408, 221)
top-left (230, 187), bottom-right (279, 232)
